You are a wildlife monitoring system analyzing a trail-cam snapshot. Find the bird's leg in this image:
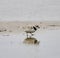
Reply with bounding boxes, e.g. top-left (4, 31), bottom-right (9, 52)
top-left (26, 33), bottom-right (28, 38)
top-left (30, 33), bottom-right (34, 38)
top-left (29, 33), bottom-right (31, 38)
